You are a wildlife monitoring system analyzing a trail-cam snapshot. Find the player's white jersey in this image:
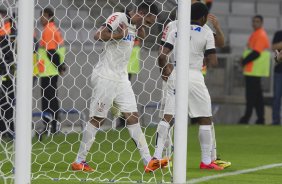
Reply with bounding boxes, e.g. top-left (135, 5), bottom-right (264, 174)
top-left (93, 12), bottom-right (136, 82)
top-left (161, 20), bottom-right (214, 44)
top-left (164, 23), bottom-right (215, 70)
